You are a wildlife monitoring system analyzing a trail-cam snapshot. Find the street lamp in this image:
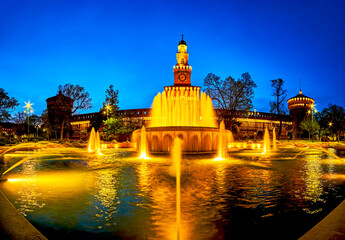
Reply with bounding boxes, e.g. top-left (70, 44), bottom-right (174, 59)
top-left (23, 101), bottom-right (34, 137)
top-left (106, 104), bottom-right (110, 119)
top-left (309, 104), bottom-right (317, 121)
